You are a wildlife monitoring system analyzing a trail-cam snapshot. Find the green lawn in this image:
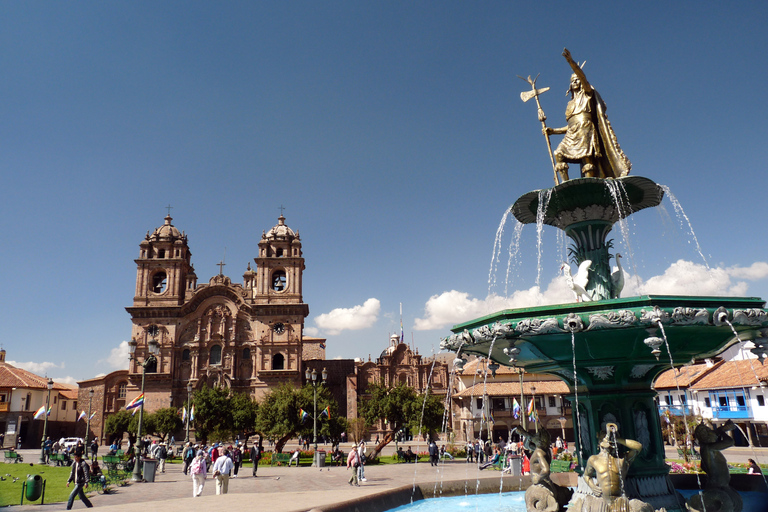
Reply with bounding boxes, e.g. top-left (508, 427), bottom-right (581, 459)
top-left (0, 462), bottom-right (99, 507)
